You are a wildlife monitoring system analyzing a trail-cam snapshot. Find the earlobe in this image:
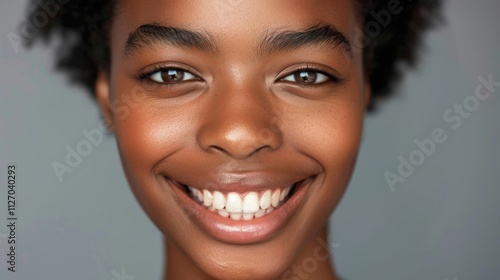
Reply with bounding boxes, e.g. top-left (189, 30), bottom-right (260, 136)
top-left (95, 70), bottom-right (114, 132)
